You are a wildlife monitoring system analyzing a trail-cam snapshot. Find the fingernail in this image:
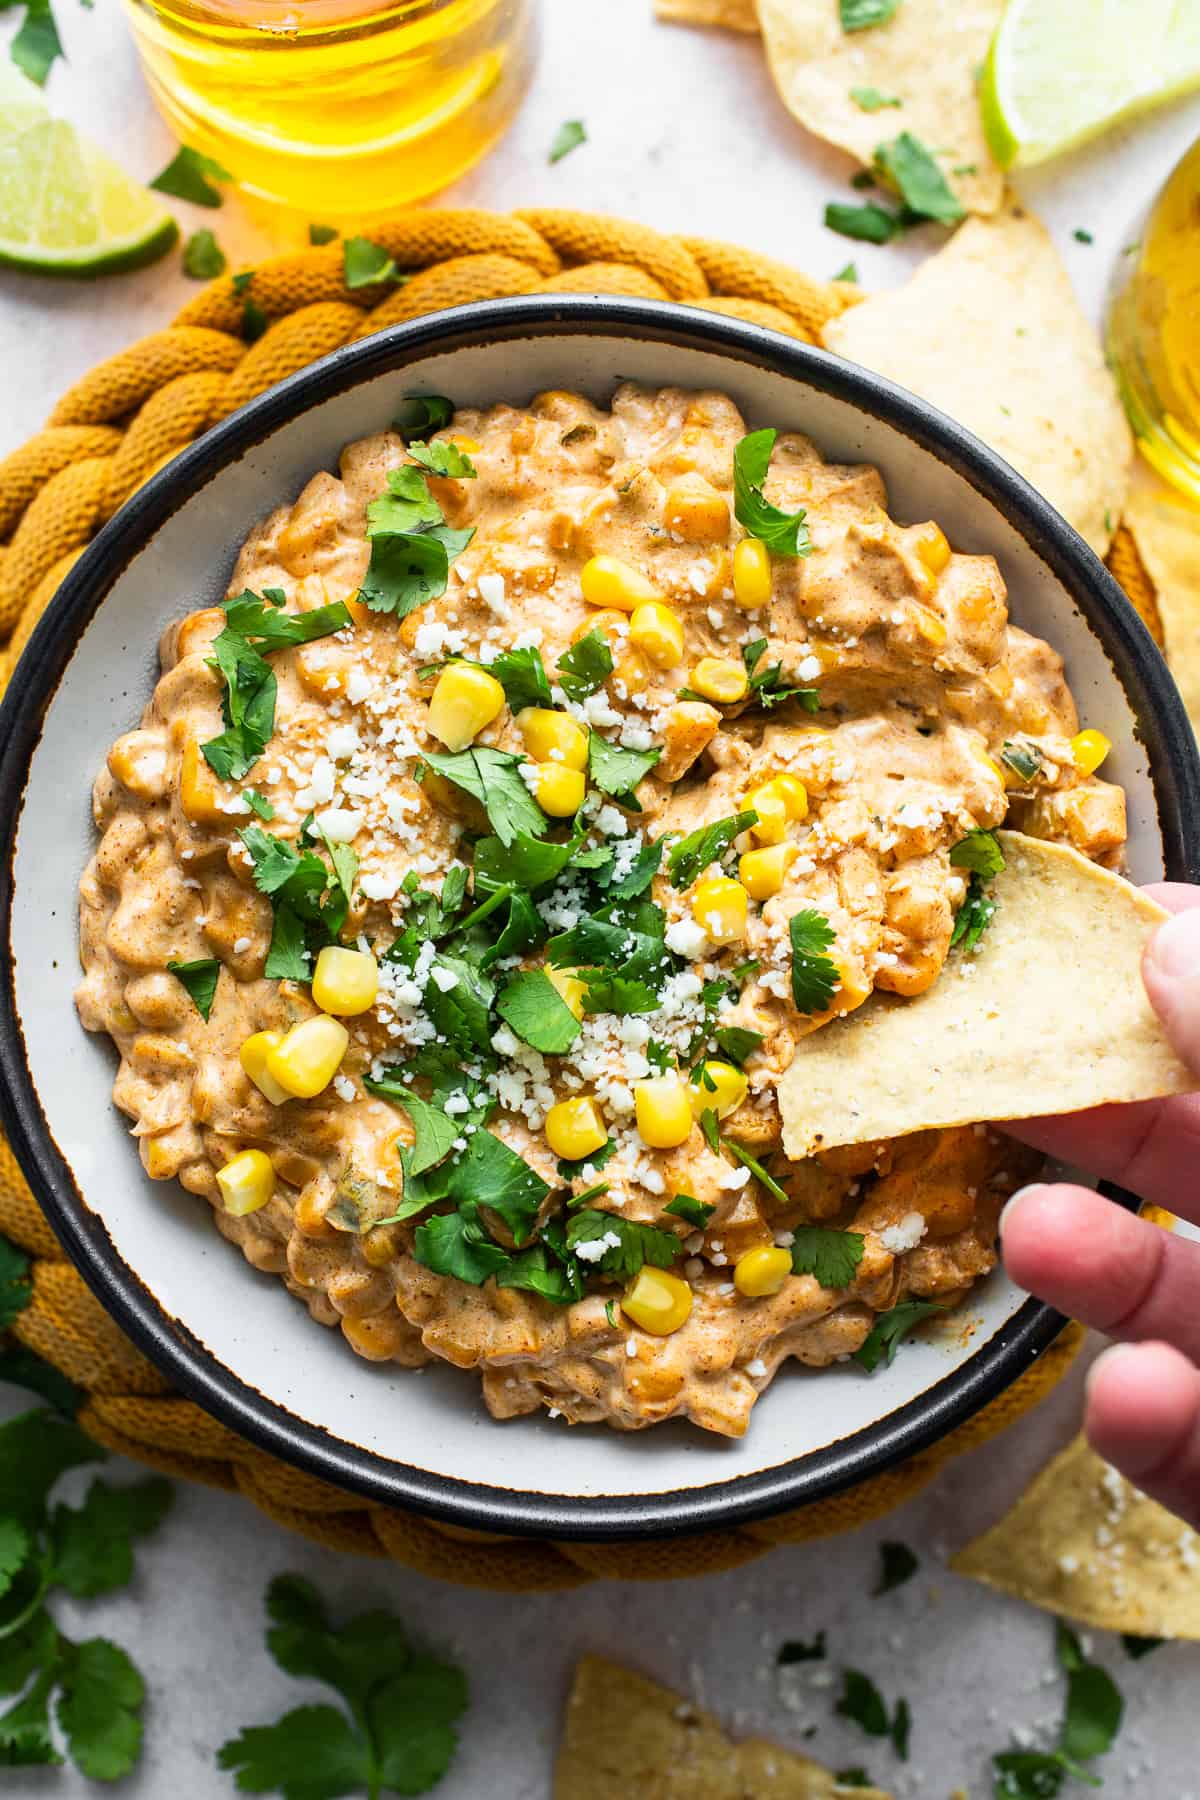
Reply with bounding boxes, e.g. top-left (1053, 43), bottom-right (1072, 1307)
top-left (998, 1182), bottom-right (1045, 1240)
top-left (1085, 1341), bottom-right (1138, 1394)
top-left (1146, 908), bottom-right (1200, 983)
